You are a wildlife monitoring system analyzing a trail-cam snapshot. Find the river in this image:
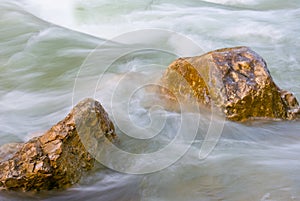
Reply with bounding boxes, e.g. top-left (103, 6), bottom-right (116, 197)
top-left (0, 0), bottom-right (300, 200)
